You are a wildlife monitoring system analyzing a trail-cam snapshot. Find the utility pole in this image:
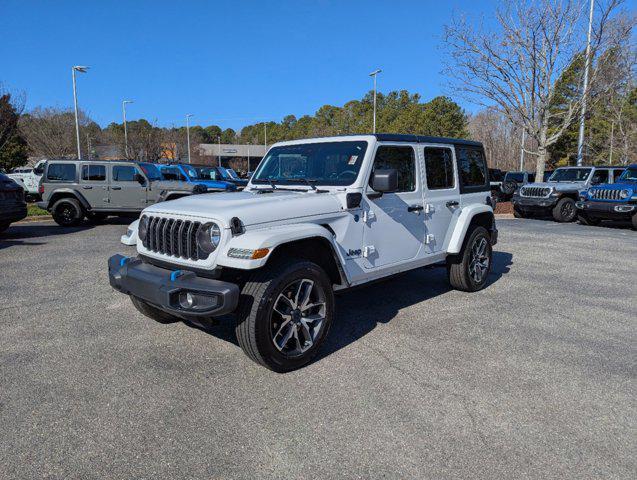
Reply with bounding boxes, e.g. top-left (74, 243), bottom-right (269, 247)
top-left (218, 136), bottom-right (221, 167)
top-left (247, 142), bottom-right (251, 173)
top-left (71, 66), bottom-right (89, 159)
top-left (577, 0), bottom-right (595, 166)
top-left (609, 121), bottom-right (614, 165)
top-left (264, 123), bottom-right (267, 151)
top-left (122, 100), bottom-right (133, 158)
top-left (369, 69), bottom-right (382, 133)
top-left (185, 114), bottom-right (194, 164)
top-left (519, 129), bottom-right (526, 171)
